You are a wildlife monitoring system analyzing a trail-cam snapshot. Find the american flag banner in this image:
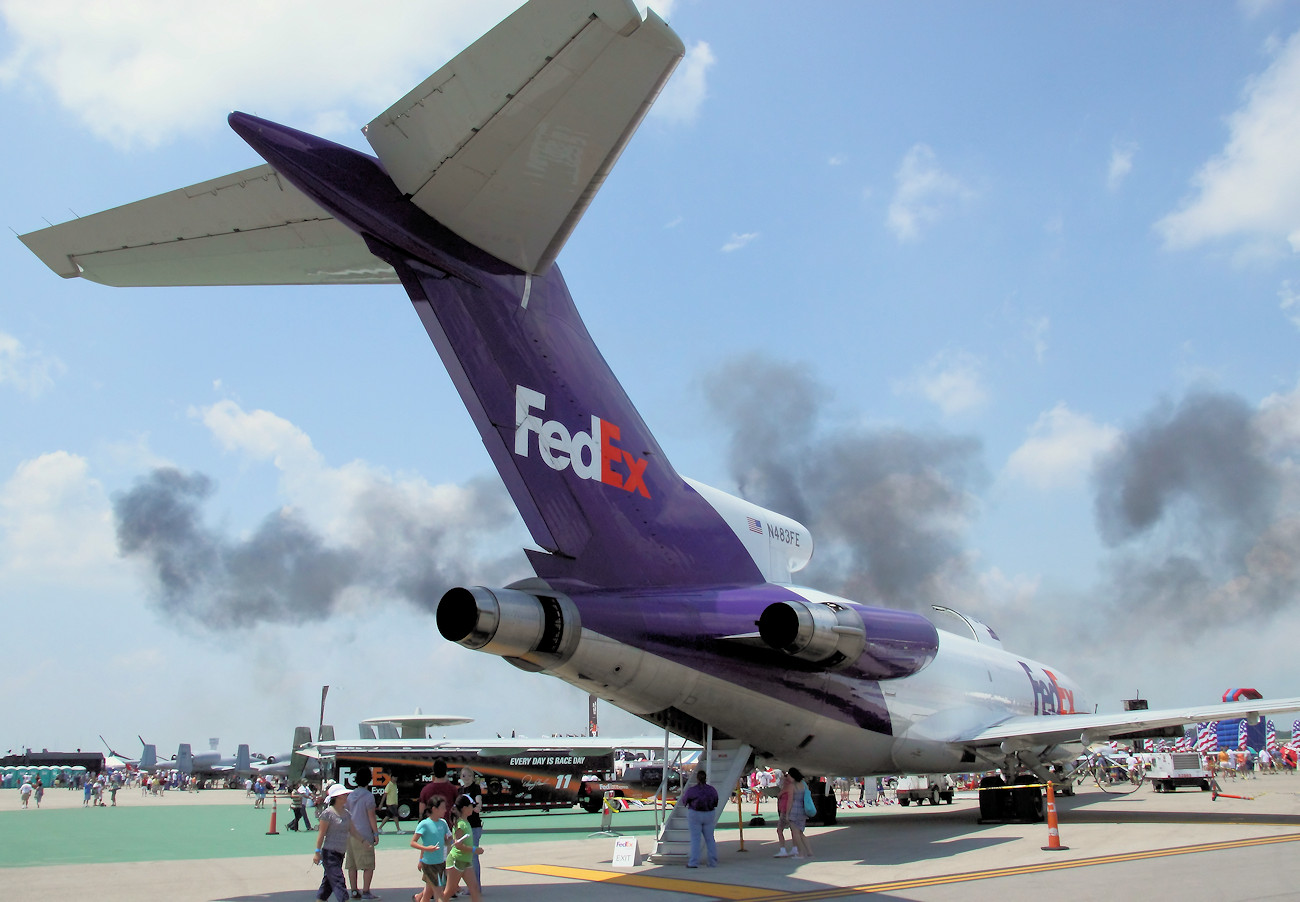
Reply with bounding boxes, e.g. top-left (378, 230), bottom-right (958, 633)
top-left (1173, 735), bottom-right (1191, 752)
top-left (746, 516), bottom-right (763, 534)
top-left (1267, 720), bottom-right (1279, 753)
top-left (1238, 719), bottom-right (1249, 750)
top-left (1196, 722), bottom-right (1218, 753)
top-left (1294, 720), bottom-right (1300, 742)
